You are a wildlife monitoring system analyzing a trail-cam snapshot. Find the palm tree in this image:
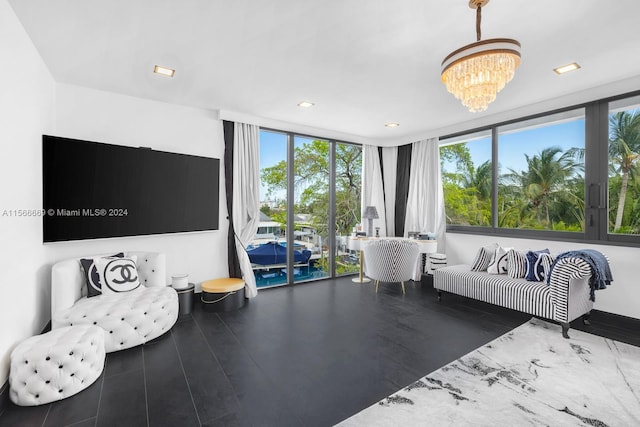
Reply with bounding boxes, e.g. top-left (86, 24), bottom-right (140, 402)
top-left (462, 160), bottom-right (492, 200)
top-left (505, 147), bottom-right (581, 228)
top-left (609, 111), bottom-right (640, 232)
